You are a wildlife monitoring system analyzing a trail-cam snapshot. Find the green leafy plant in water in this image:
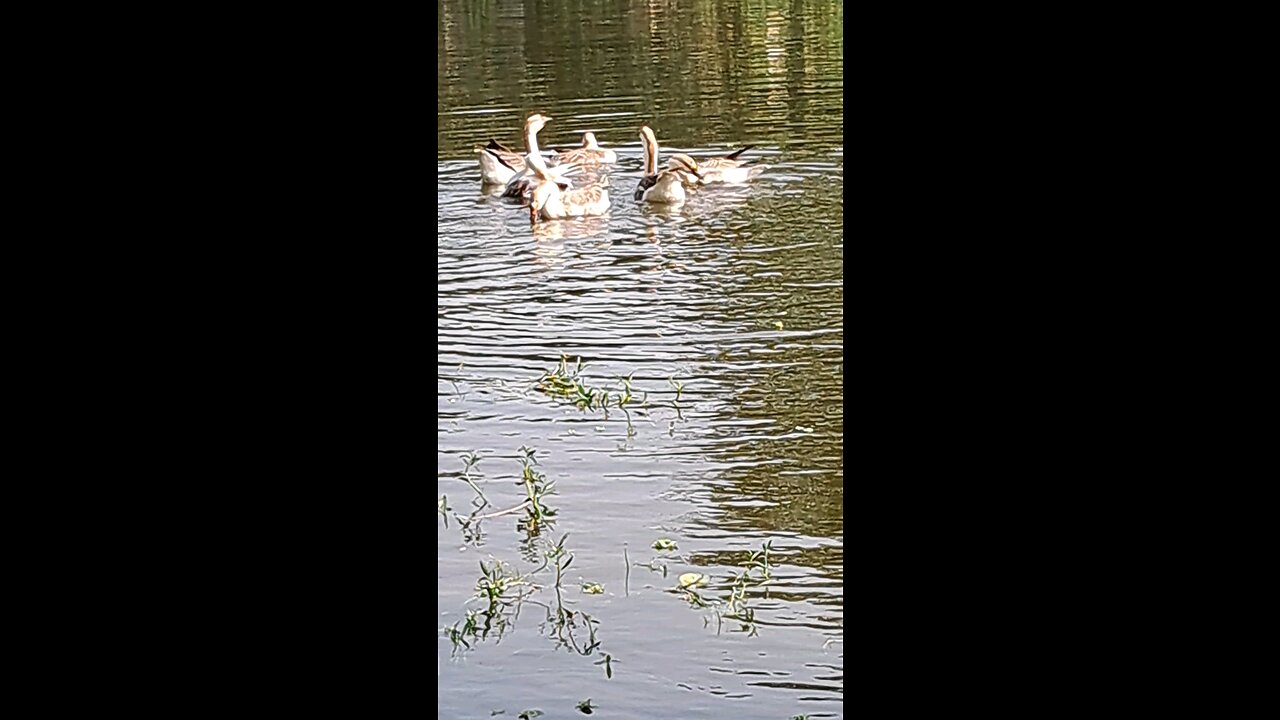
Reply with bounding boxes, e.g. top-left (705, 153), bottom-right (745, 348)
top-left (440, 462), bottom-right (620, 677)
top-left (460, 450), bottom-right (489, 507)
top-left (534, 355), bottom-right (593, 405)
top-left (476, 558), bottom-right (529, 615)
top-left (517, 711), bottom-right (543, 720)
top-left (442, 558), bottom-right (533, 655)
top-left (438, 452), bottom-right (499, 547)
top-left (576, 698), bottom-right (598, 714)
top-left (536, 534), bottom-right (599, 654)
top-left (438, 495), bottom-right (451, 528)
top-left (443, 609), bottom-right (479, 650)
top-left (534, 356), bottom-right (645, 434)
top-left (675, 540), bottom-right (778, 637)
top-left (746, 540), bottom-right (775, 580)
top-left (652, 537), bottom-right (678, 551)
top-left (516, 446), bottom-right (557, 536)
